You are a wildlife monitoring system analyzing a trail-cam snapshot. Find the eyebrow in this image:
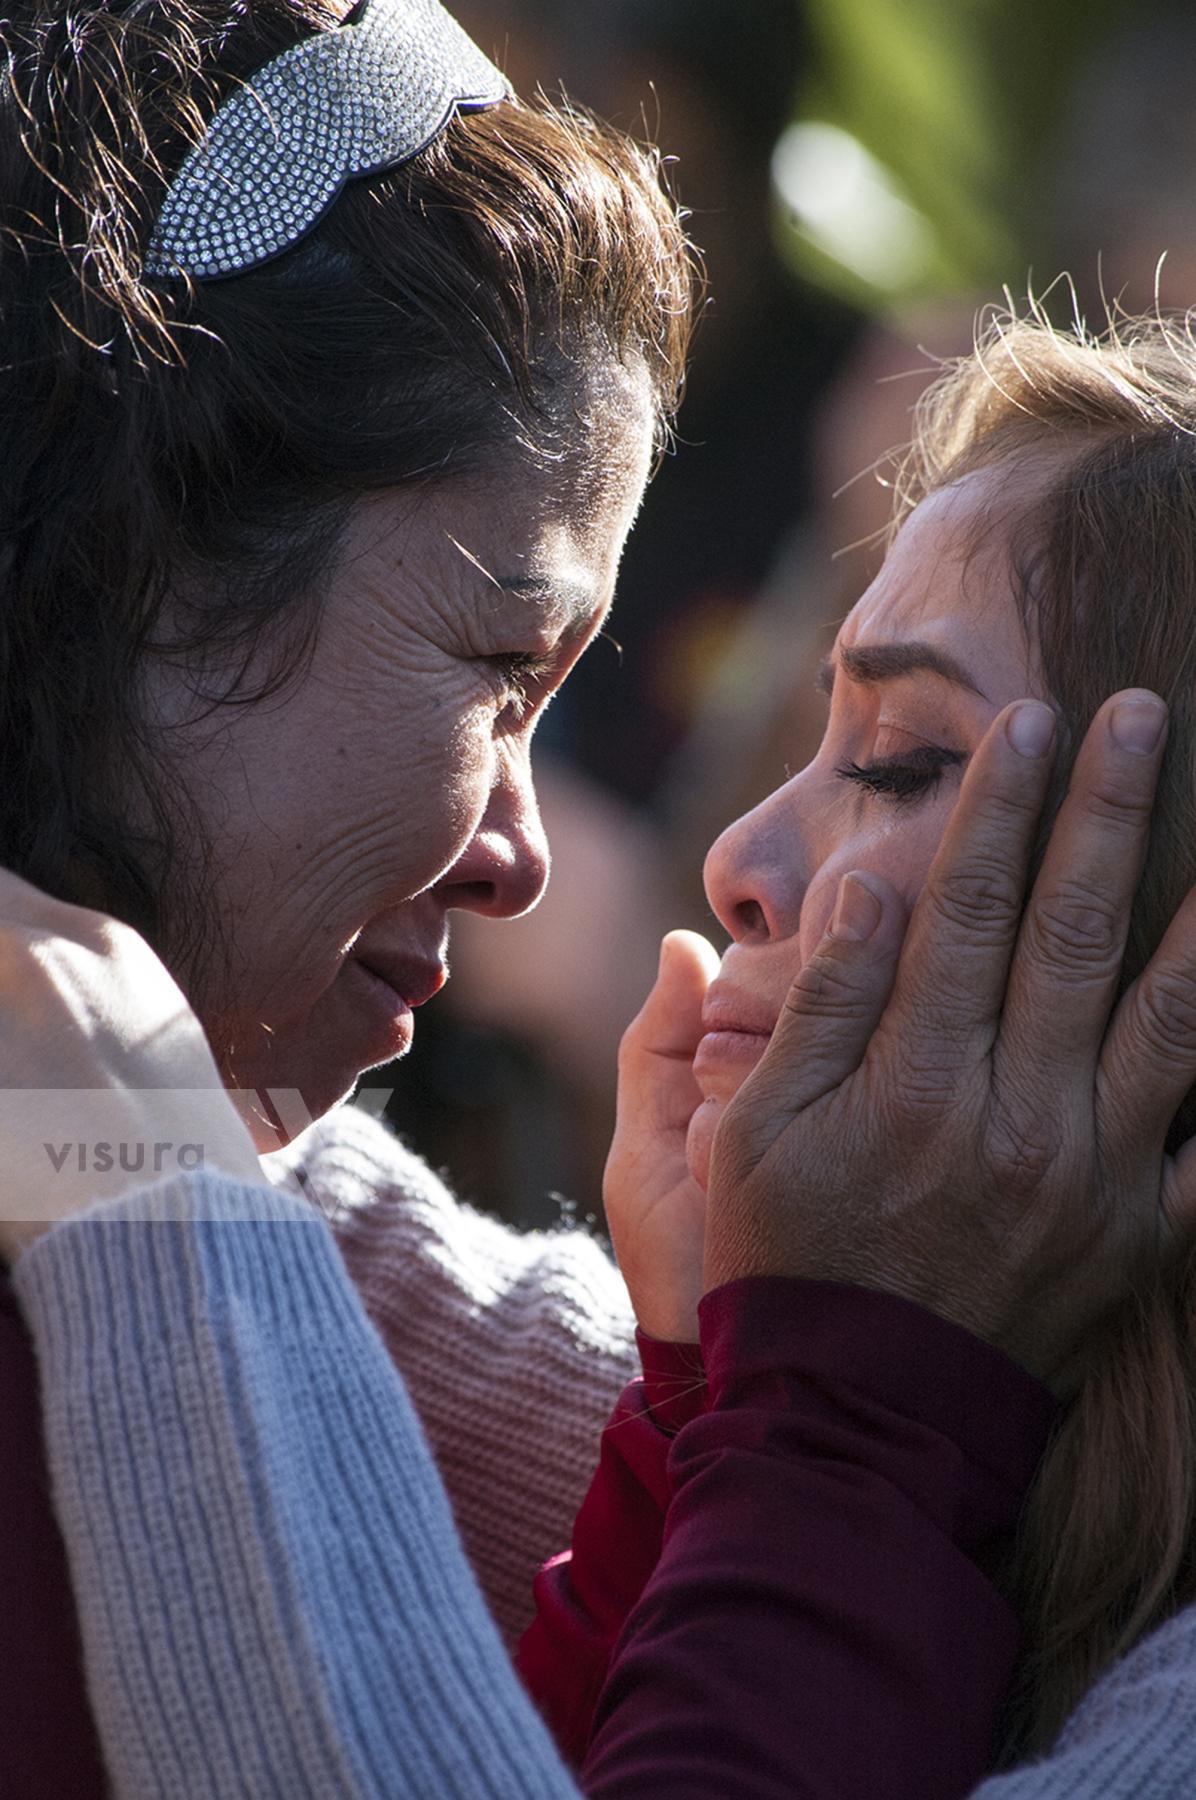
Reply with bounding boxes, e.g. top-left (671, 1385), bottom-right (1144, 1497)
top-left (816, 641), bottom-right (990, 702)
top-left (443, 535), bottom-right (599, 636)
top-left (494, 574), bottom-right (599, 633)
